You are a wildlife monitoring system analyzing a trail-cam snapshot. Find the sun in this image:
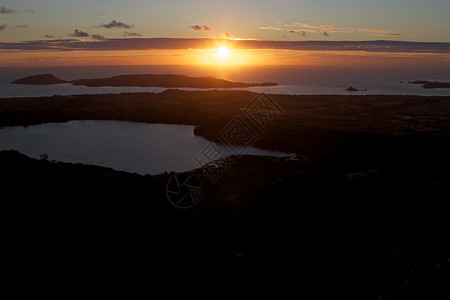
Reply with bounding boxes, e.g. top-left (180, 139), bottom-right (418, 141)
top-left (197, 44), bottom-right (259, 65)
top-left (217, 46), bottom-right (230, 59)
top-left (215, 46), bottom-right (231, 62)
